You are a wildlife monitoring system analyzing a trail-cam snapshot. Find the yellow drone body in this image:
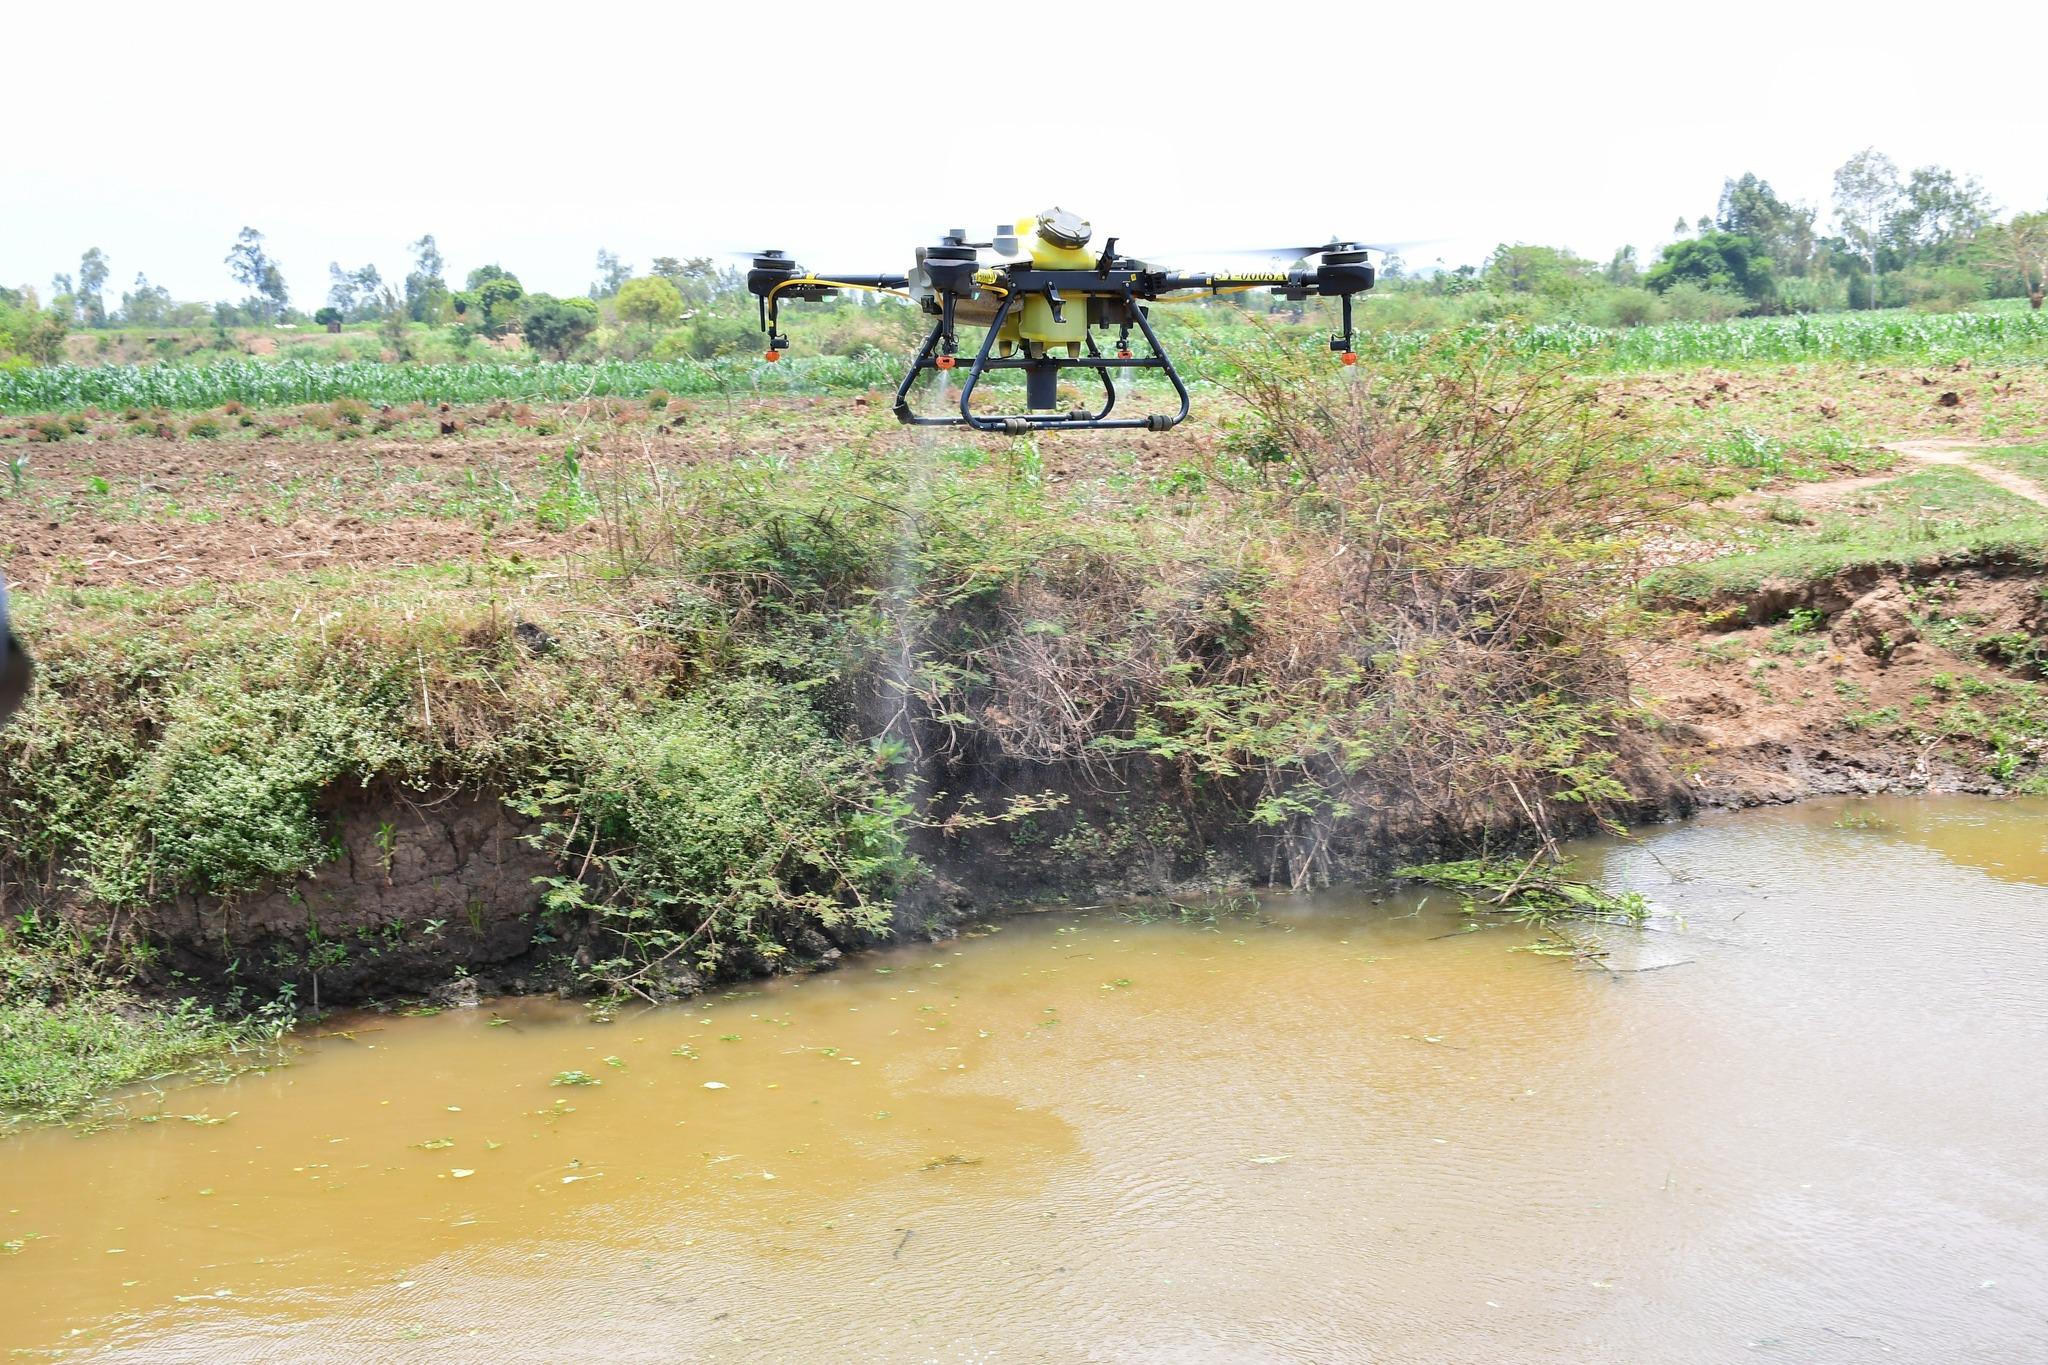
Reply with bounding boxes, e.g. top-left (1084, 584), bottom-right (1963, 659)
top-left (744, 207), bottom-right (1377, 433)
top-left (995, 208), bottom-right (1096, 358)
